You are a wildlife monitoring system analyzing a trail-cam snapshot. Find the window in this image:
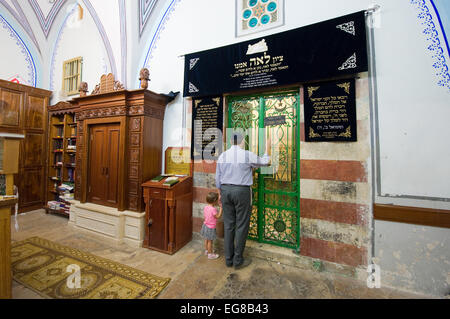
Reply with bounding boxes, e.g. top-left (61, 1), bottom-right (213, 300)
top-left (62, 57), bottom-right (83, 96)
